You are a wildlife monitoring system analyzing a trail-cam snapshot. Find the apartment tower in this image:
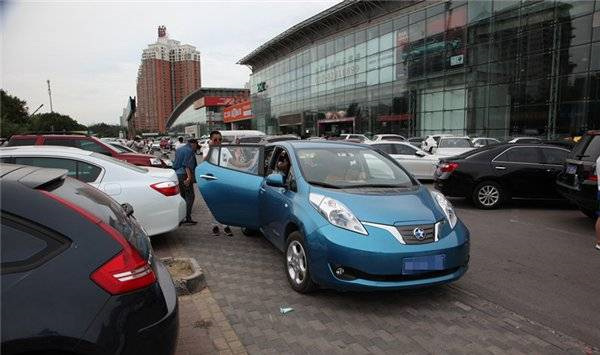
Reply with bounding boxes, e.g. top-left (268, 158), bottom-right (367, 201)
top-left (135, 26), bottom-right (201, 133)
